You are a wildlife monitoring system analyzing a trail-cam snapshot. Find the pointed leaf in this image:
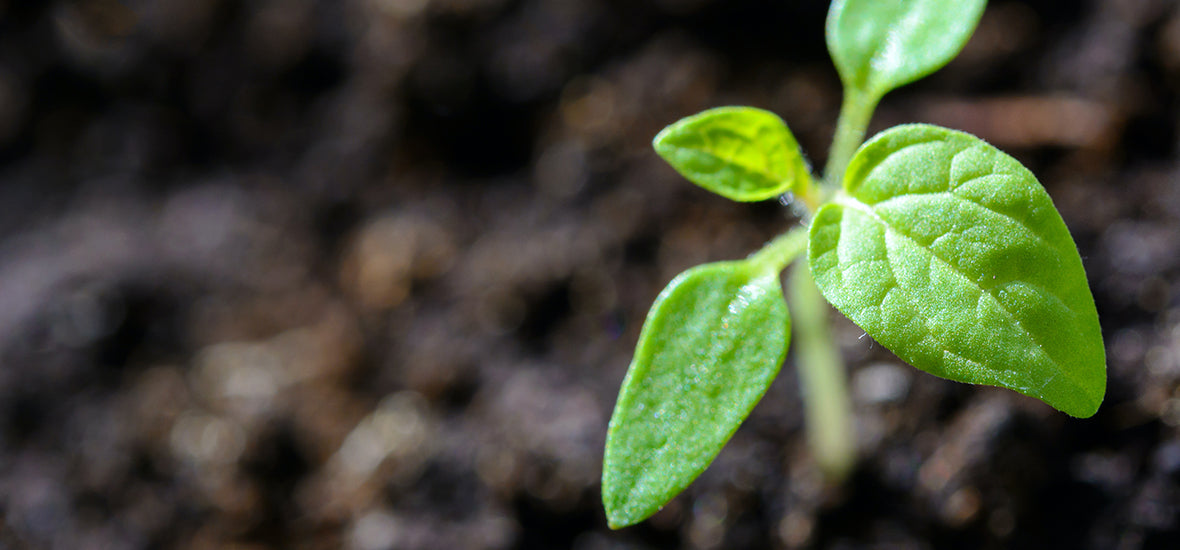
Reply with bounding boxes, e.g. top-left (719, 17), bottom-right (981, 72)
top-left (826, 0), bottom-right (986, 98)
top-left (808, 124), bottom-right (1105, 417)
top-left (653, 106), bottom-right (811, 202)
top-left (603, 260), bottom-right (790, 528)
